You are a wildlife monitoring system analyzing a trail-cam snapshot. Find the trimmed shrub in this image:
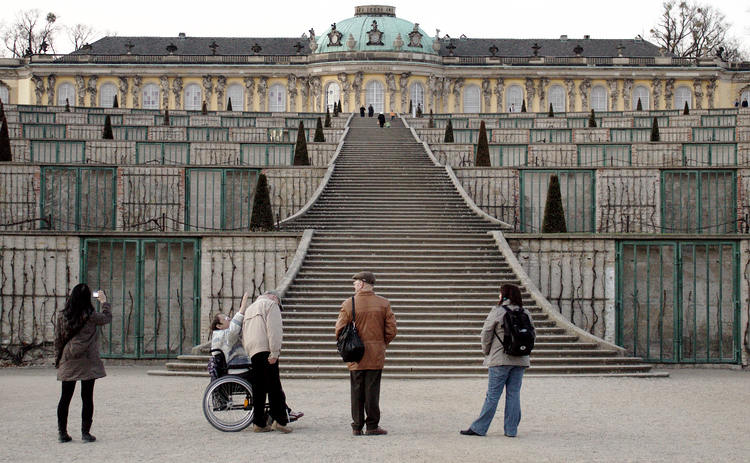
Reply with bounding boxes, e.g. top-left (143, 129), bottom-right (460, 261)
top-left (249, 173), bottom-right (275, 231)
top-left (227, 97), bottom-right (233, 111)
top-left (521, 100), bottom-right (527, 112)
top-left (102, 115), bottom-right (114, 139)
top-left (337, 100), bottom-right (342, 114)
top-left (293, 121), bottom-right (311, 165)
top-left (474, 120), bottom-right (491, 167)
top-left (409, 100), bottom-right (413, 114)
top-left (548, 103), bottom-right (554, 117)
top-left (636, 98), bottom-right (643, 111)
top-left (324, 108), bottom-right (331, 127)
top-left (201, 101), bottom-right (208, 115)
top-left (650, 117), bottom-right (660, 142)
top-left (541, 174), bottom-right (567, 233)
top-left (65, 98), bottom-right (71, 112)
top-left (416, 104), bottom-right (423, 117)
top-left (314, 116), bottom-right (326, 142)
top-left (0, 97), bottom-right (5, 121)
top-left (444, 118), bottom-right (454, 142)
top-left (163, 109), bottom-right (170, 126)
top-left (428, 109), bottom-right (435, 128)
top-left (112, 95), bottom-right (119, 108)
top-left (683, 101), bottom-right (690, 115)
top-left (0, 116), bottom-right (12, 162)
top-left (588, 109), bottom-right (597, 127)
